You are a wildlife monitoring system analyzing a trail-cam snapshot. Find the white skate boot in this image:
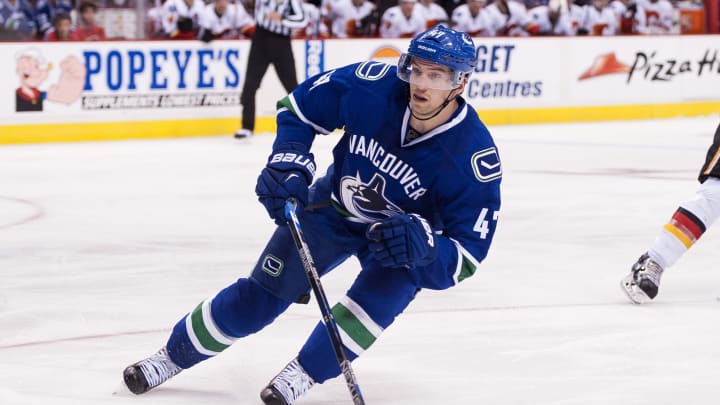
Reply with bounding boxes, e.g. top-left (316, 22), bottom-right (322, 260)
top-left (621, 253), bottom-right (665, 304)
top-left (123, 346), bottom-right (183, 394)
top-left (260, 357), bottom-right (315, 405)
